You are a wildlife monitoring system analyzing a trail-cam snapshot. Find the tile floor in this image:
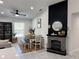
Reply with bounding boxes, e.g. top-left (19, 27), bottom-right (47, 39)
top-left (23, 50), bottom-right (79, 59)
top-left (10, 43), bottom-right (79, 59)
top-left (0, 43), bottom-right (79, 59)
